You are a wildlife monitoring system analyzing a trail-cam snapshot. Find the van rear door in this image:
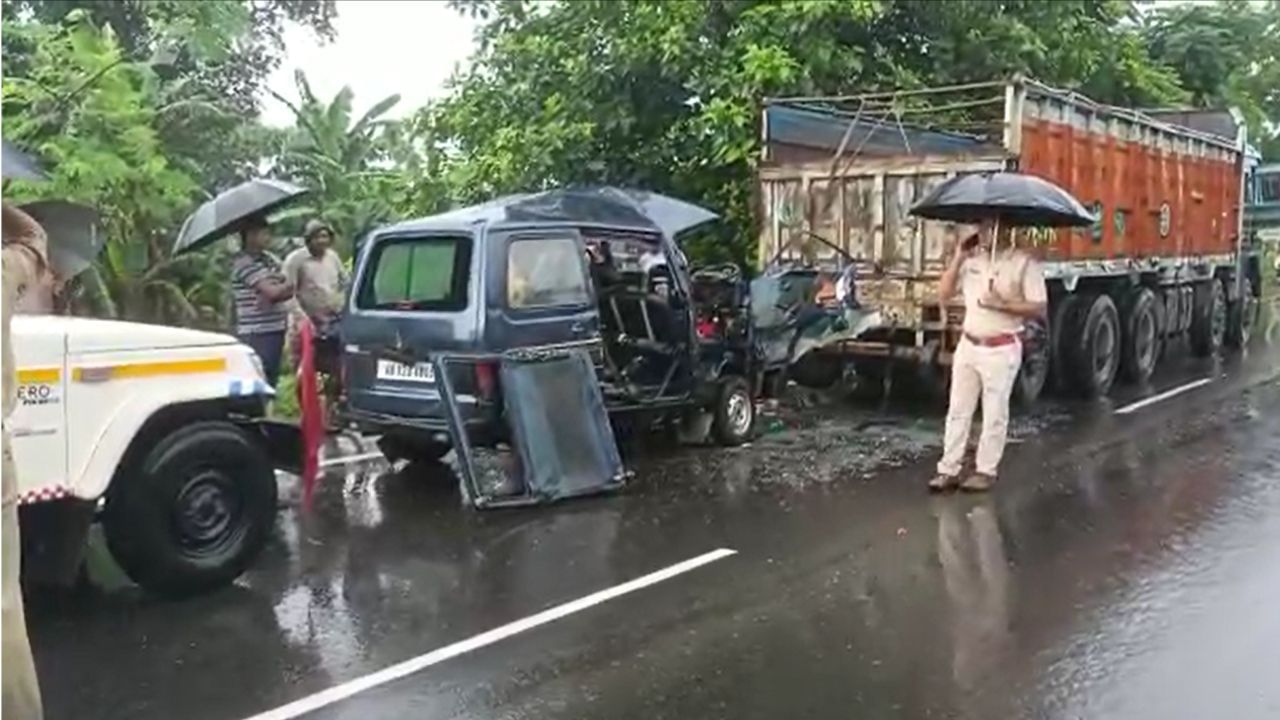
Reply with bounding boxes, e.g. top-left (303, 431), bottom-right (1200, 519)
top-left (342, 231), bottom-right (480, 421)
top-left (487, 229), bottom-right (601, 350)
